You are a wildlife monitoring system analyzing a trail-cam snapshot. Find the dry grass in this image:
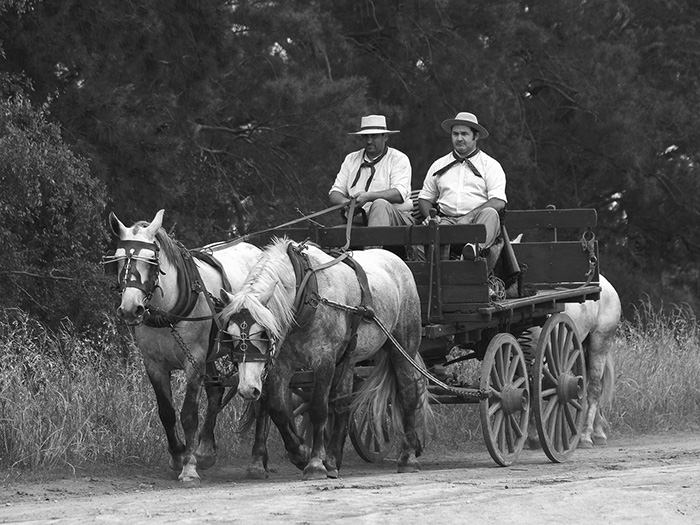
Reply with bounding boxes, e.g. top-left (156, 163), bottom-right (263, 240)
top-left (2, 299), bottom-right (699, 477)
top-left (0, 310), bottom-right (247, 477)
top-left (609, 299), bottom-right (700, 433)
